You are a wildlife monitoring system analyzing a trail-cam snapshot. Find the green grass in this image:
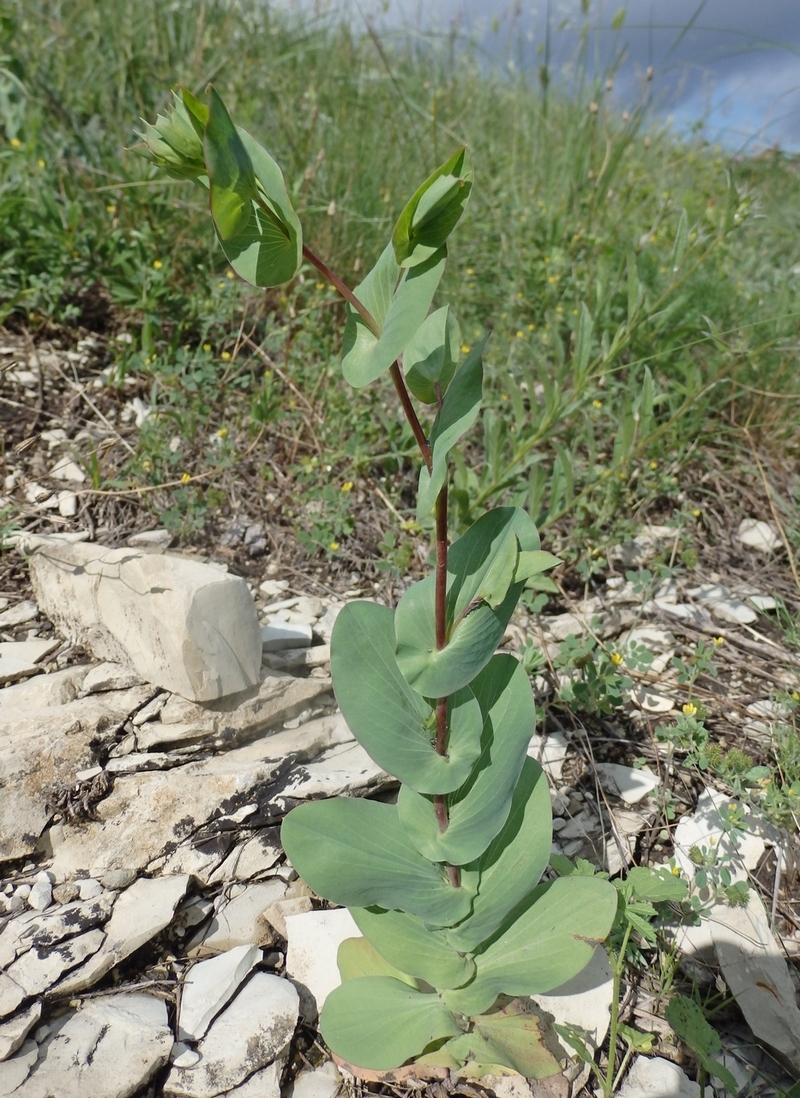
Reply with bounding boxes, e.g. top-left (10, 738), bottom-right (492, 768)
top-left (1, 0), bottom-right (799, 557)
